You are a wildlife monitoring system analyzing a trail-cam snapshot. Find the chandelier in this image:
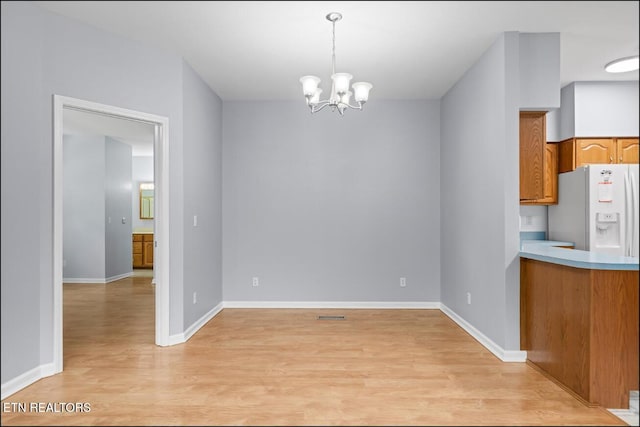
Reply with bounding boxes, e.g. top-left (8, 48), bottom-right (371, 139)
top-left (299, 12), bottom-right (373, 115)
